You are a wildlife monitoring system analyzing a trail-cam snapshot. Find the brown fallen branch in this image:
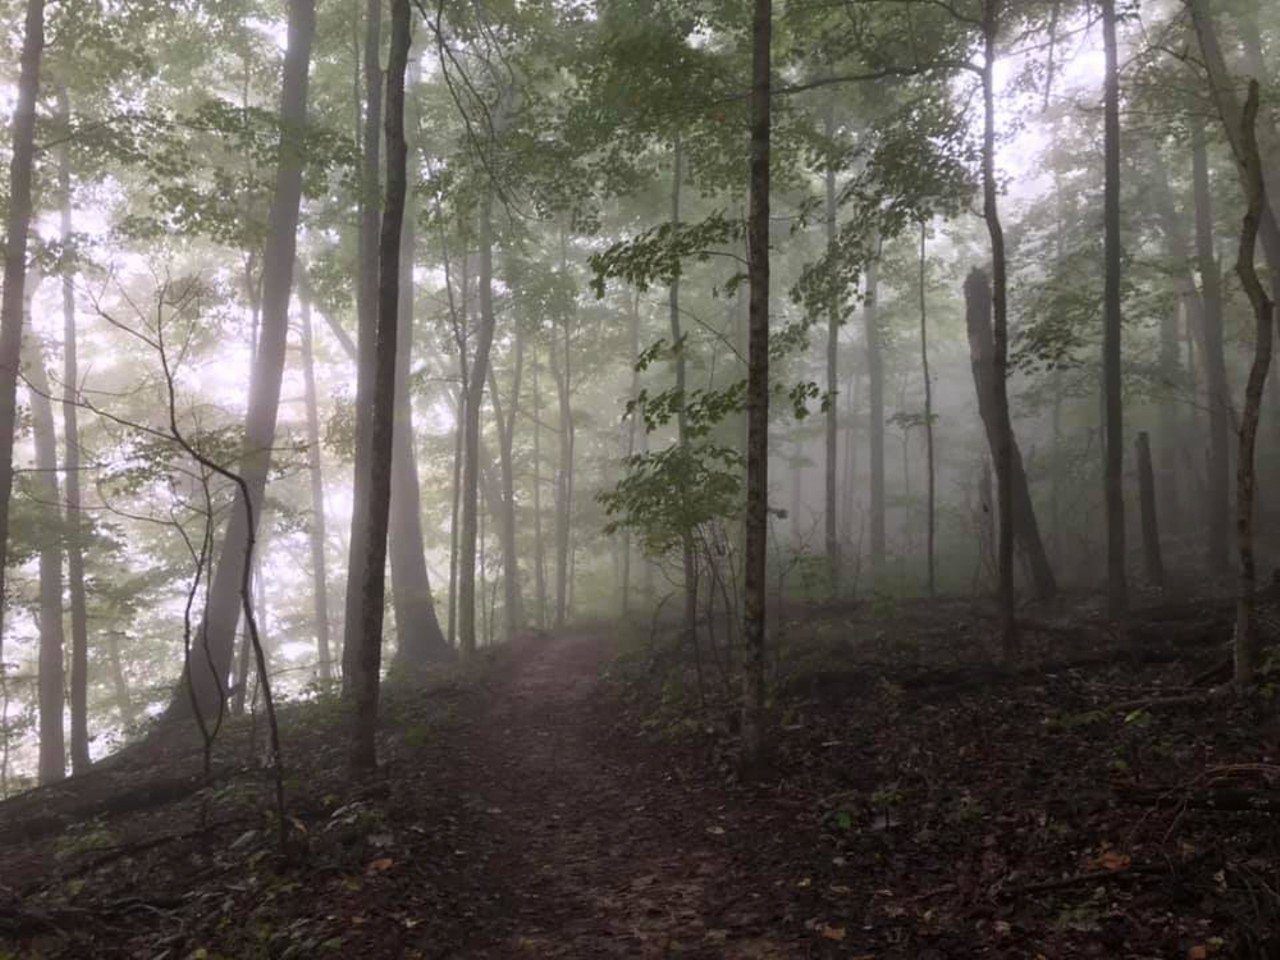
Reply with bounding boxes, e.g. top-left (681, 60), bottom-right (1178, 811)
top-left (998, 863), bottom-right (1167, 898)
top-left (1116, 784), bottom-right (1280, 814)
